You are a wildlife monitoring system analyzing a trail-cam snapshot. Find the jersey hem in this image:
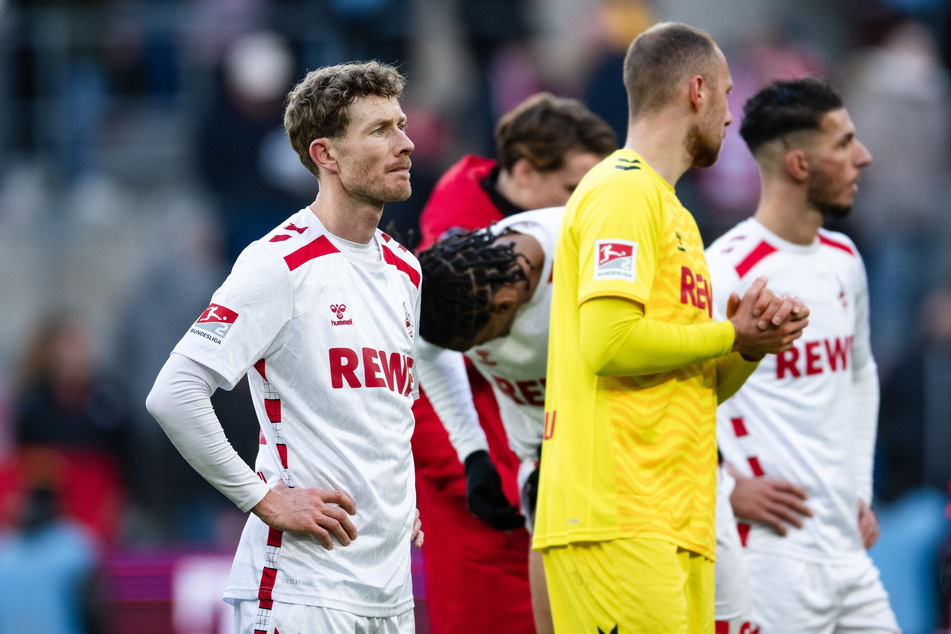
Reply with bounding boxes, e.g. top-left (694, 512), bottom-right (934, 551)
top-left (224, 588), bottom-right (415, 618)
top-left (533, 528), bottom-right (715, 560)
